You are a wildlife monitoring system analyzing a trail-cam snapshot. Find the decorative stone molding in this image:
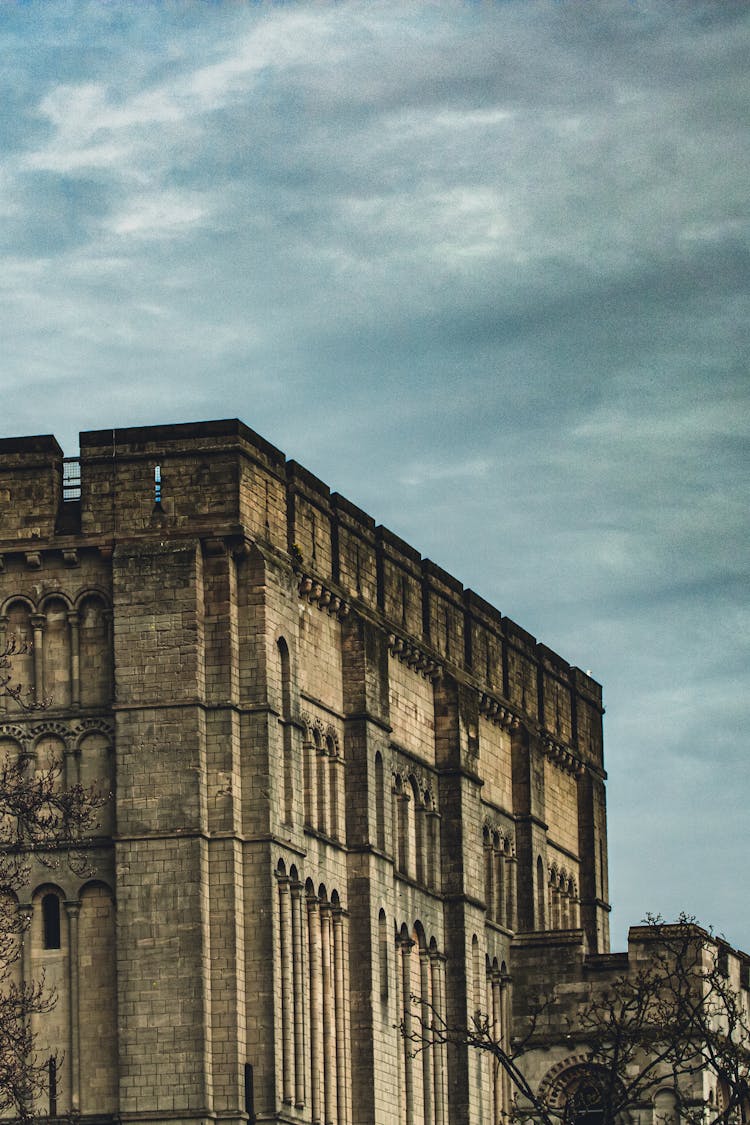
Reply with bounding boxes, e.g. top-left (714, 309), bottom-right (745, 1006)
top-left (540, 734), bottom-right (585, 777)
top-left (387, 632), bottom-right (441, 680)
top-left (71, 718), bottom-right (114, 745)
top-left (392, 764), bottom-right (436, 809)
top-left (298, 575), bottom-right (350, 619)
top-left (0, 723), bottom-right (32, 748)
top-left (24, 551), bottom-right (42, 570)
top-left (0, 718), bottom-right (113, 752)
top-left (482, 818), bottom-right (515, 855)
top-left (62, 549), bottom-right (79, 568)
top-left (477, 691), bottom-right (522, 730)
